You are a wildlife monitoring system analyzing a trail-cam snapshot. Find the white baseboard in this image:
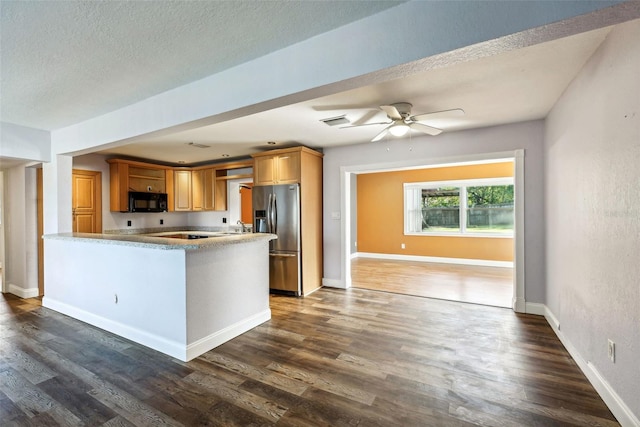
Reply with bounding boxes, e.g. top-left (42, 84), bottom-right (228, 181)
top-left (543, 305), bottom-right (638, 427)
top-left (354, 252), bottom-right (513, 268)
top-left (8, 283), bottom-right (40, 299)
top-left (524, 302), bottom-right (546, 317)
top-left (186, 309), bottom-right (271, 362)
top-left (43, 297), bottom-right (186, 361)
top-left (322, 278), bottom-right (346, 289)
